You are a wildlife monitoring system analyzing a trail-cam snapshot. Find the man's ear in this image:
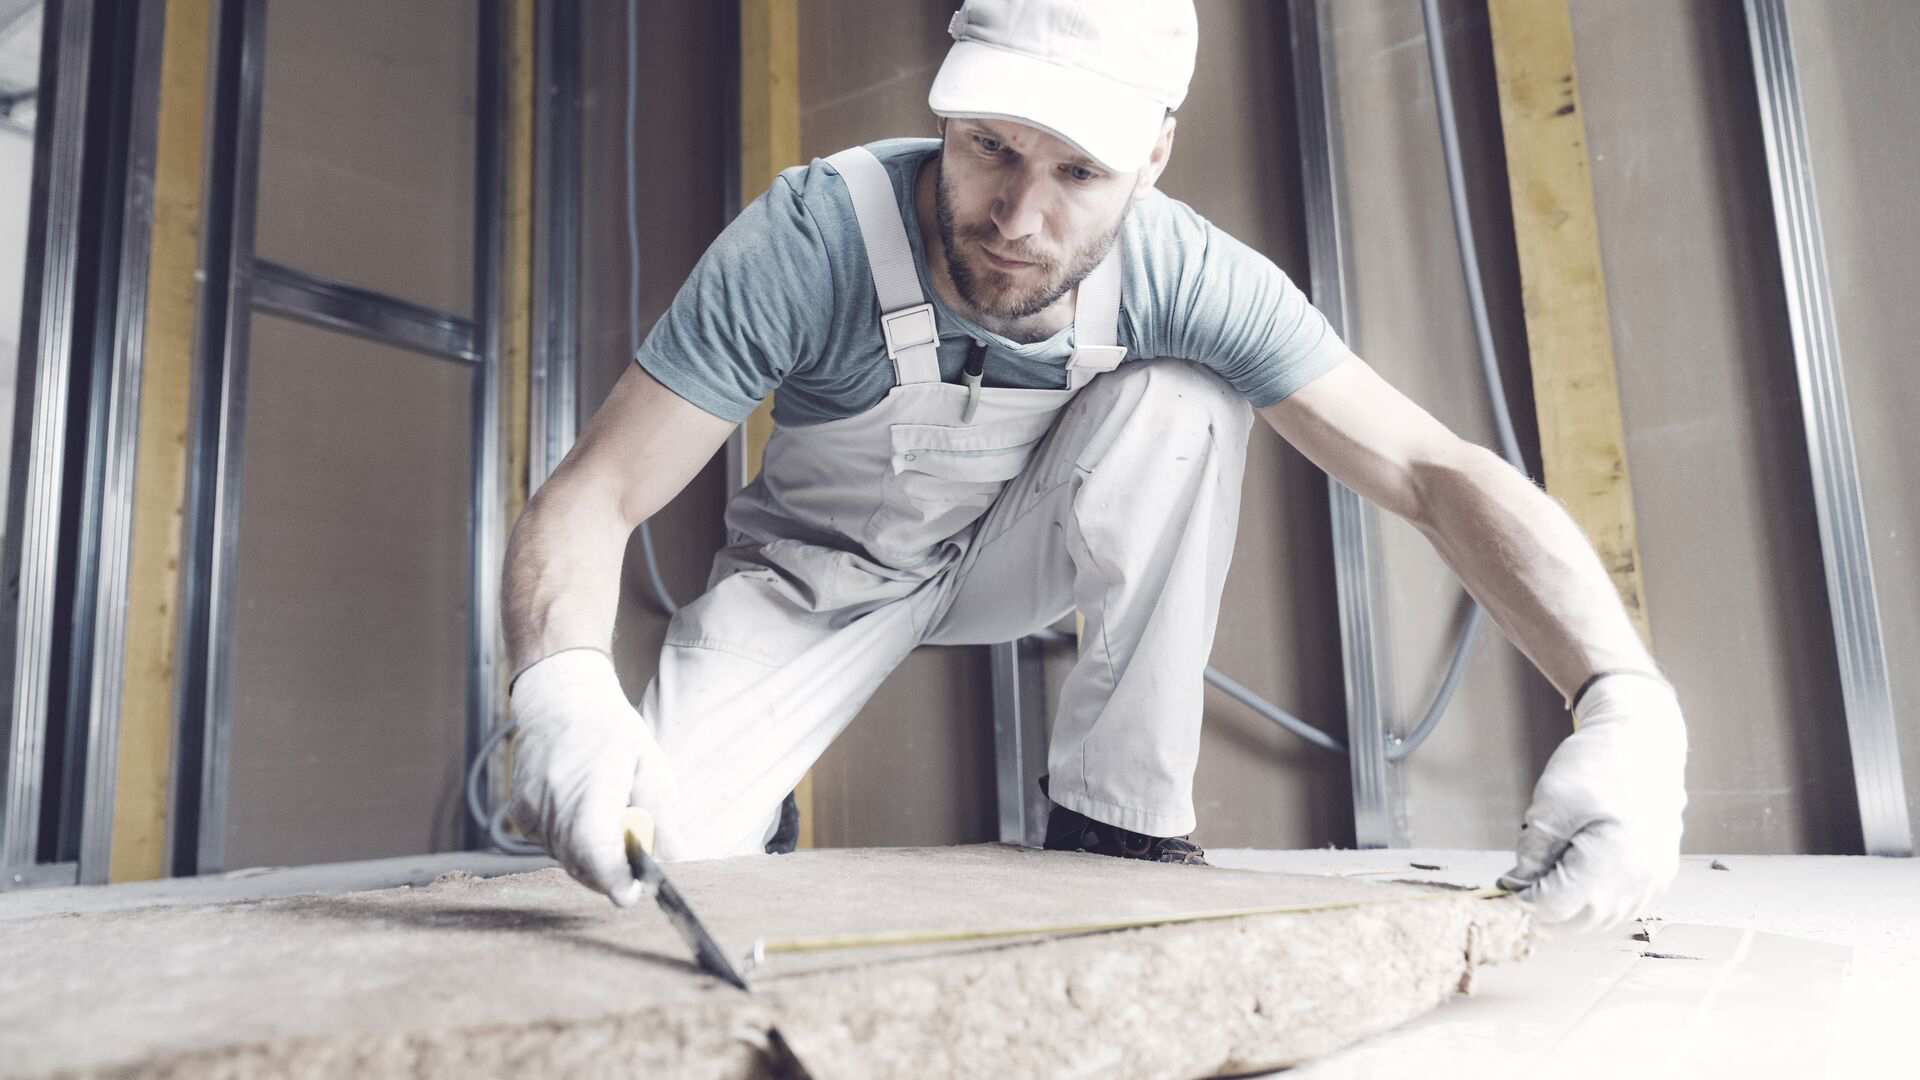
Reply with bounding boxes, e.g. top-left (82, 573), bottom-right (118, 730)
top-left (1131, 114), bottom-right (1177, 200)
top-left (935, 115), bottom-right (948, 140)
